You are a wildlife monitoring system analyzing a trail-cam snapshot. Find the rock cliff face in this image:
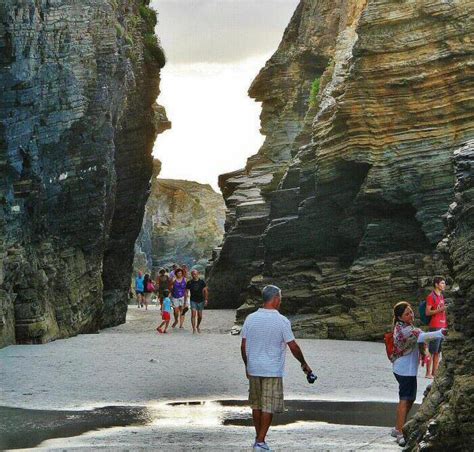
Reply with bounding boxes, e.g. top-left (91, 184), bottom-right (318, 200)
top-left (0, 0), bottom-right (170, 347)
top-left (134, 162), bottom-right (225, 274)
top-left (208, 0), bottom-right (473, 339)
top-left (405, 142), bottom-right (473, 450)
